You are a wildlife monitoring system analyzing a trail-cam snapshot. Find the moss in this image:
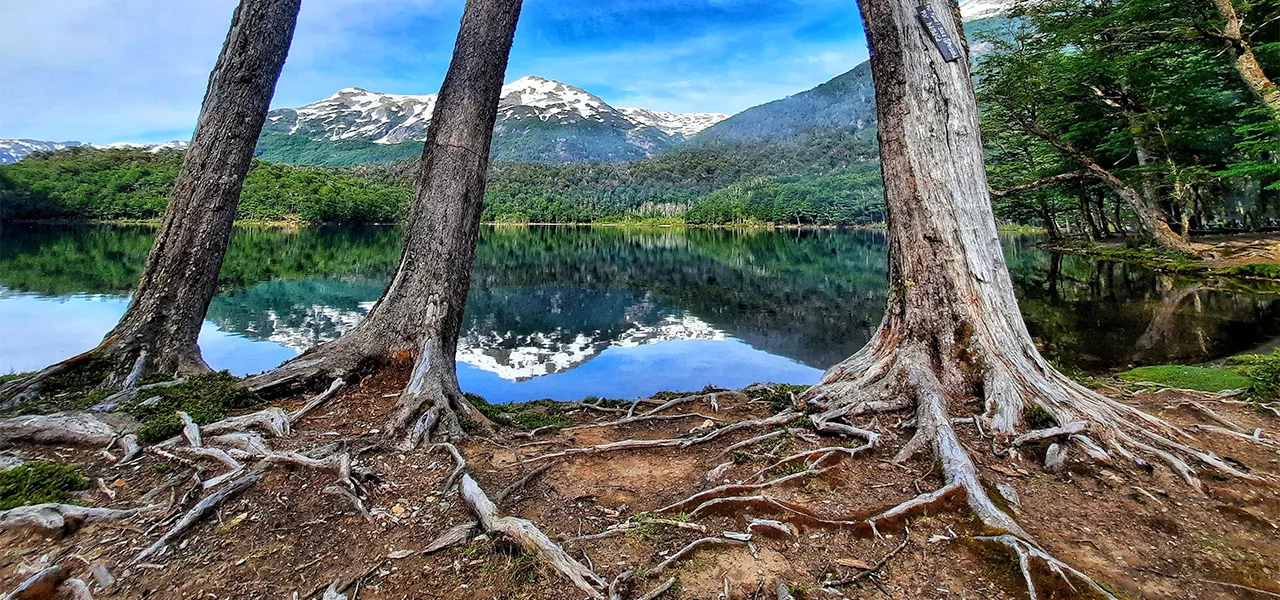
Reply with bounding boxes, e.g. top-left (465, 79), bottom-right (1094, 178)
top-left (1222, 263), bottom-right (1280, 280)
top-left (124, 372), bottom-right (260, 443)
top-left (41, 355), bottom-right (114, 396)
top-left (466, 394), bottom-right (570, 432)
top-left (0, 461), bottom-right (89, 510)
top-left (1117, 365), bottom-right (1255, 393)
top-left (743, 383), bottom-right (810, 413)
top-left (1022, 404), bottom-right (1056, 429)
